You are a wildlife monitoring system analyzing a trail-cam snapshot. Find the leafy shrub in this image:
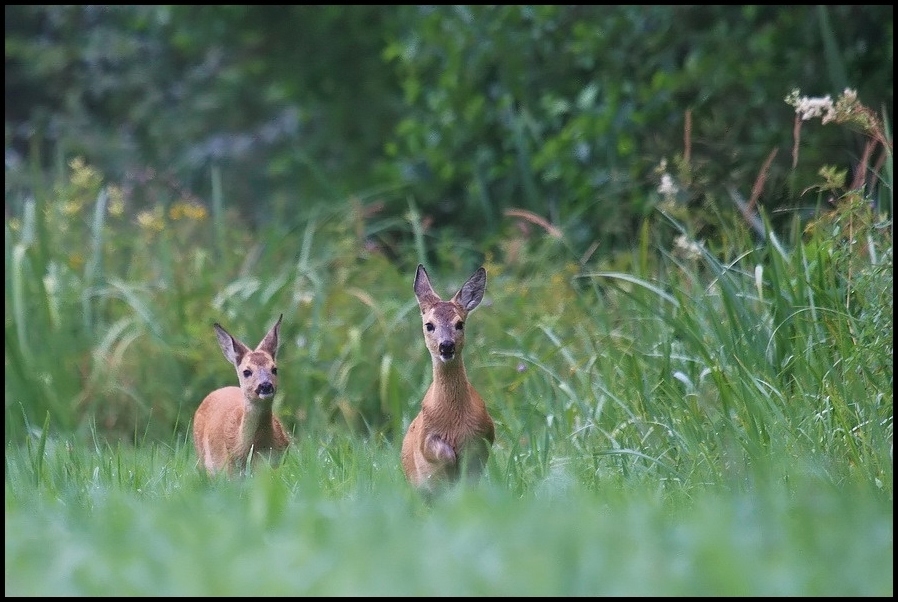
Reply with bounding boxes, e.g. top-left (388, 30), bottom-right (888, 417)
top-left (383, 6), bottom-right (892, 254)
